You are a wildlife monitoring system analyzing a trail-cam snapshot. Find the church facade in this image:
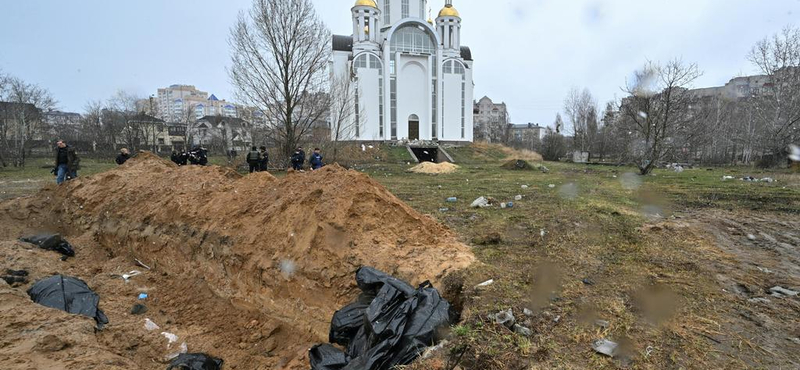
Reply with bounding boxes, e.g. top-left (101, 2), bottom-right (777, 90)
top-left (331, 0), bottom-right (474, 142)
